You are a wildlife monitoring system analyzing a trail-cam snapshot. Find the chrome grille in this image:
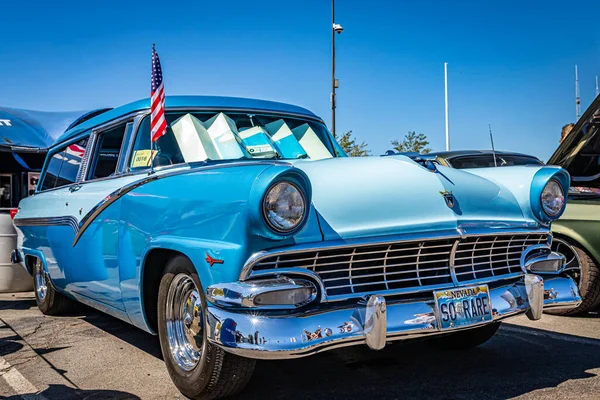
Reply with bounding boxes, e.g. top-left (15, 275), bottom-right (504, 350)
top-left (249, 233), bottom-right (549, 300)
top-left (454, 234), bottom-right (548, 282)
